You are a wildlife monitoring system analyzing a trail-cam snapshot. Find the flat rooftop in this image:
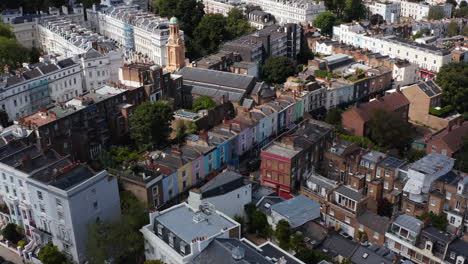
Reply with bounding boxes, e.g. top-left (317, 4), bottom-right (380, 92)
top-left (155, 204), bottom-right (237, 244)
top-left (262, 142), bottom-right (300, 159)
top-left (410, 153), bottom-right (454, 175)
